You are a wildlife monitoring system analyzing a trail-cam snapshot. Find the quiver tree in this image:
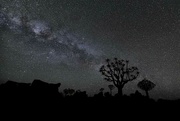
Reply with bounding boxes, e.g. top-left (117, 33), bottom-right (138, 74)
top-left (99, 88), bottom-right (104, 96)
top-left (137, 78), bottom-right (156, 98)
top-left (99, 58), bottom-right (139, 96)
top-left (108, 85), bottom-right (115, 95)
